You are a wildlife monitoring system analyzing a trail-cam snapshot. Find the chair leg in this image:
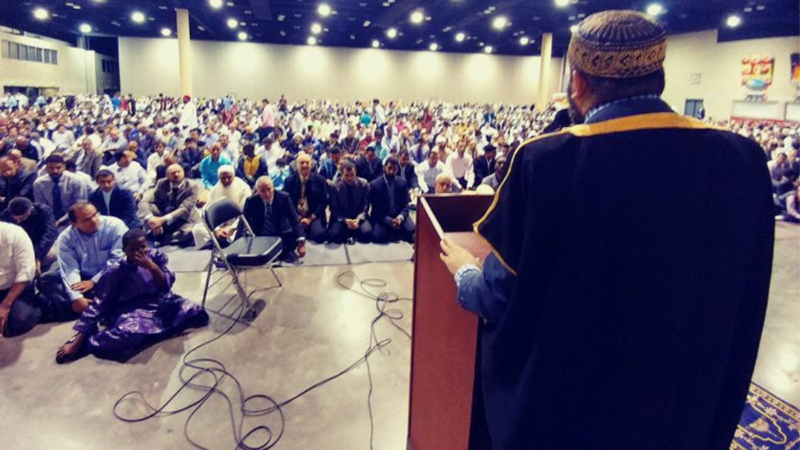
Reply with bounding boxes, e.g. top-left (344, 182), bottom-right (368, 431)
top-left (227, 267), bottom-right (254, 314)
top-left (271, 267), bottom-right (283, 288)
top-left (201, 254), bottom-right (215, 309)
